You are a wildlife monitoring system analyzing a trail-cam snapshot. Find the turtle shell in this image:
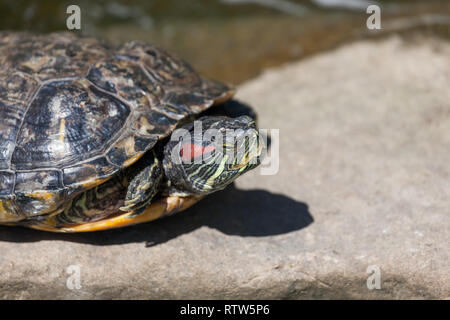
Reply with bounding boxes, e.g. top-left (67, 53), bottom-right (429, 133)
top-left (0, 32), bottom-right (233, 220)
